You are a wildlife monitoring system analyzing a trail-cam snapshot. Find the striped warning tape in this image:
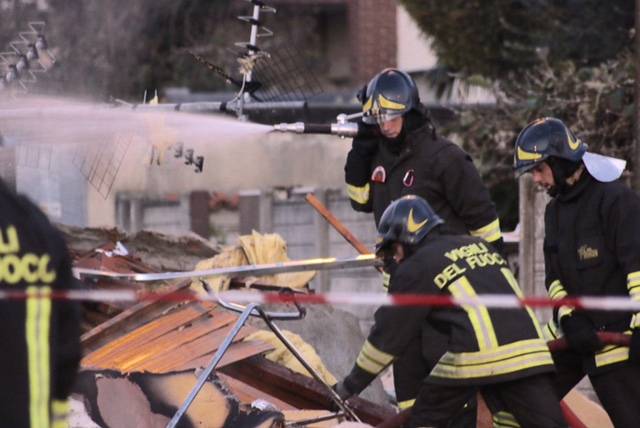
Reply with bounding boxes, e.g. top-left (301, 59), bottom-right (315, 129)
top-left (2, 288), bottom-right (640, 312)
